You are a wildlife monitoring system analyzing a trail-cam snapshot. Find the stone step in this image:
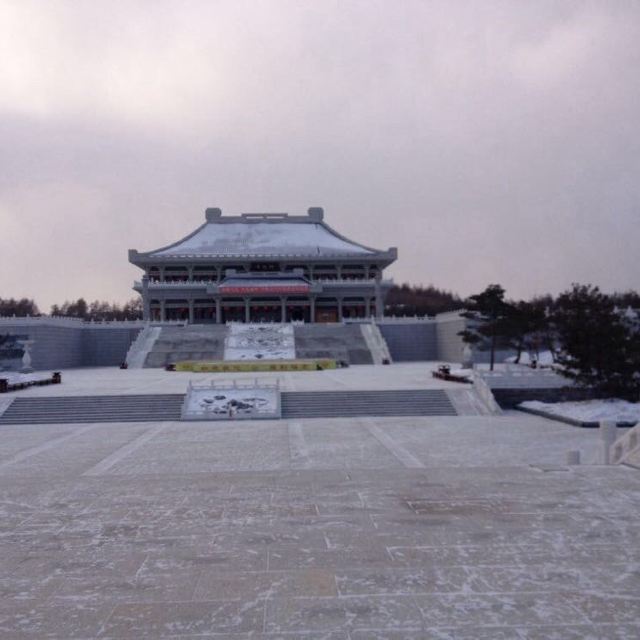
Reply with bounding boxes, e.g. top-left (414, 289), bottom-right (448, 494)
top-left (0, 389), bottom-right (456, 424)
